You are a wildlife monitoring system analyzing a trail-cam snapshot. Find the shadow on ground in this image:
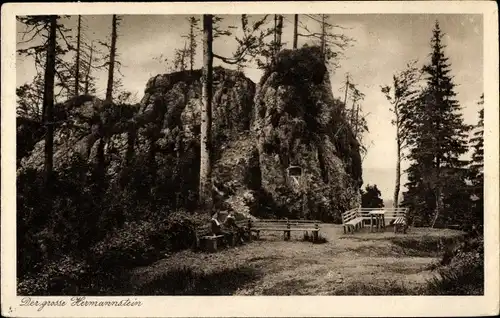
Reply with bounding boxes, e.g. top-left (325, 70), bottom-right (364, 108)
top-left (260, 278), bottom-right (310, 295)
top-left (134, 265), bottom-right (262, 295)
